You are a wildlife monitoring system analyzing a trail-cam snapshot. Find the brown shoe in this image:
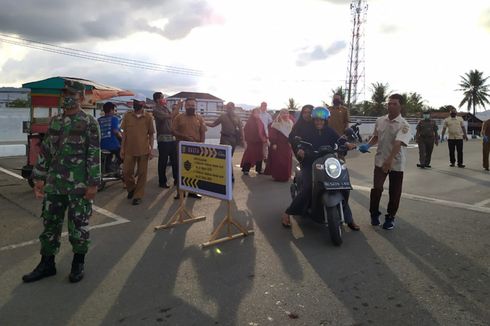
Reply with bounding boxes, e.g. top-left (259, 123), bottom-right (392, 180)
top-left (347, 222), bottom-right (360, 231)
